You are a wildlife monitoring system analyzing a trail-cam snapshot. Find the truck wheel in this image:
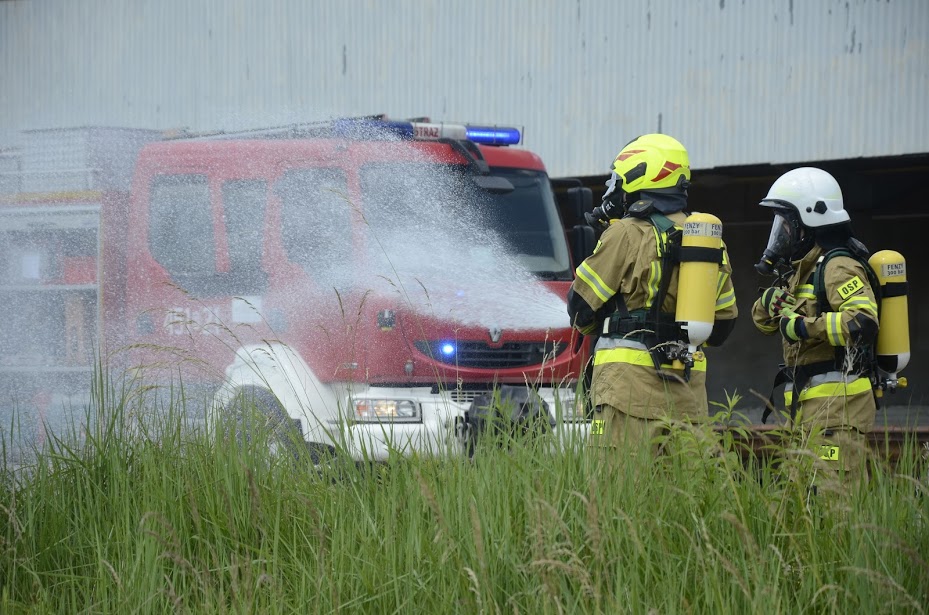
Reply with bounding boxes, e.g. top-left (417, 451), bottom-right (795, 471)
top-left (223, 386), bottom-right (308, 462)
